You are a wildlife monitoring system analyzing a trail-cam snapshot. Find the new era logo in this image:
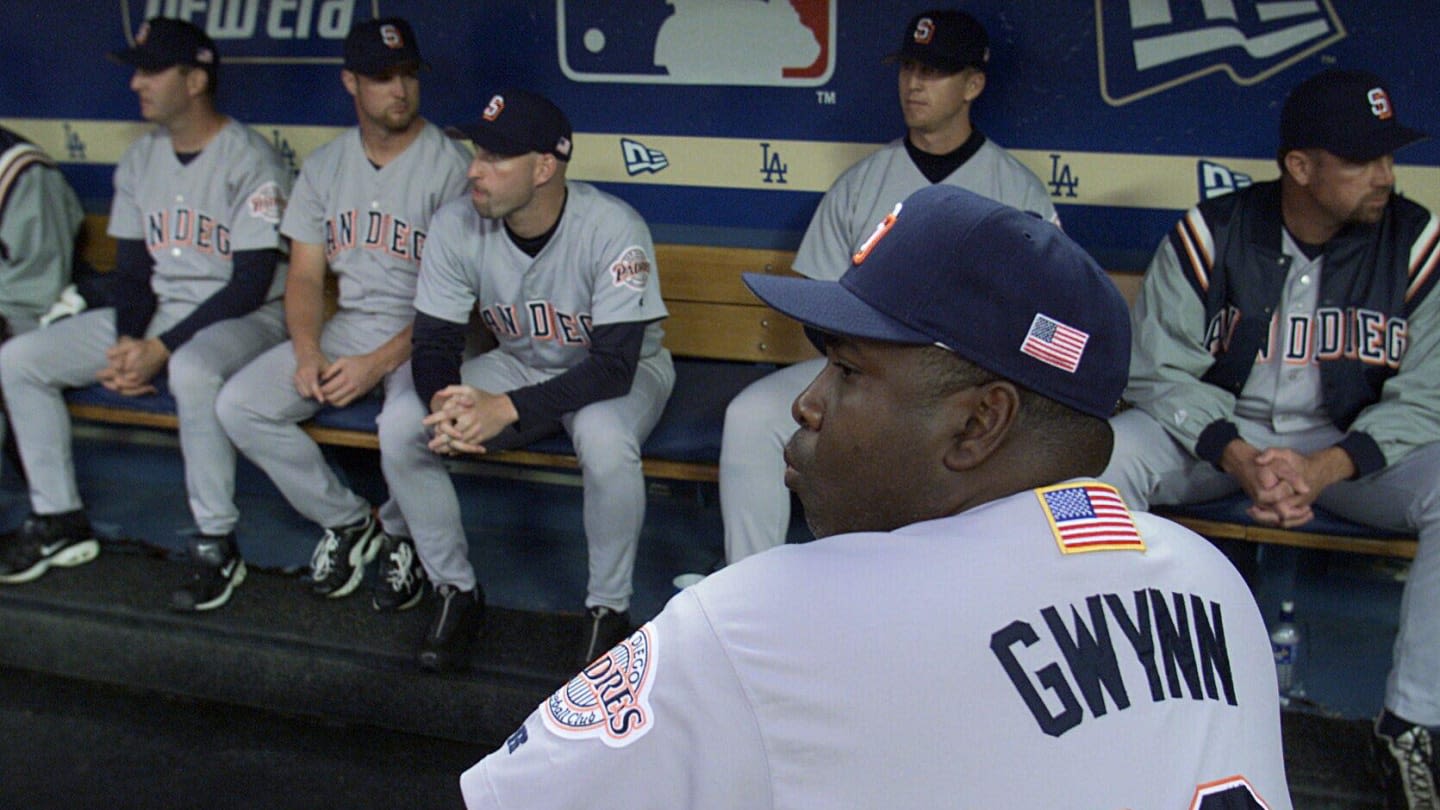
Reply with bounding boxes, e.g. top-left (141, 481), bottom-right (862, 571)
top-left (621, 138), bottom-right (667, 175)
